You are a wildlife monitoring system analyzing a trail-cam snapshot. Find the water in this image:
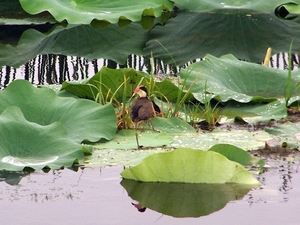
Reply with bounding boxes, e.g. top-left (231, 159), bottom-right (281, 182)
top-left (0, 160), bottom-right (299, 225)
